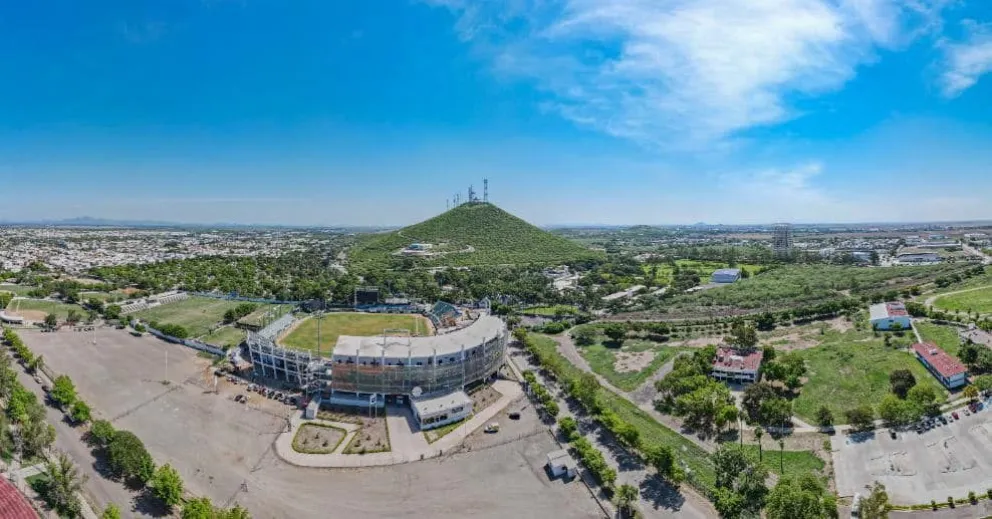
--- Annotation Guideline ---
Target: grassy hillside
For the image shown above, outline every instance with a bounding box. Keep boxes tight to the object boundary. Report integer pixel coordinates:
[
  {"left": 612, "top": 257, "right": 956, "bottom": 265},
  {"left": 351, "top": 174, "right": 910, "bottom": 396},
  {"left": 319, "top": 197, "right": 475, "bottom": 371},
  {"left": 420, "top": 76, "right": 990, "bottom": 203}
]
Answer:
[{"left": 349, "top": 202, "right": 603, "bottom": 268}]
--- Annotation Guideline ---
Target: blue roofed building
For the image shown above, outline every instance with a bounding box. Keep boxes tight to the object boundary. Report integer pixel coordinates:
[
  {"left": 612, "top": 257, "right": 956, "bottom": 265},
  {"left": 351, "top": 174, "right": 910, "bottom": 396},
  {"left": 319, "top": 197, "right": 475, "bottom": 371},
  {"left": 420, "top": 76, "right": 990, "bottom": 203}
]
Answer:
[{"left": 711, "top": 269, "right": 742, "bottom": 284}]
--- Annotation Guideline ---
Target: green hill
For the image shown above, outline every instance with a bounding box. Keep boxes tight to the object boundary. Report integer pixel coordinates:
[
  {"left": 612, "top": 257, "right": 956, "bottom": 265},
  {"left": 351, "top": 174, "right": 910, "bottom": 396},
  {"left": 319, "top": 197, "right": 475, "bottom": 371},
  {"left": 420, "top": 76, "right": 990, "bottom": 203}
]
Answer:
[{"left": 349, "top": 202, "right": 603, "bottom": 268}]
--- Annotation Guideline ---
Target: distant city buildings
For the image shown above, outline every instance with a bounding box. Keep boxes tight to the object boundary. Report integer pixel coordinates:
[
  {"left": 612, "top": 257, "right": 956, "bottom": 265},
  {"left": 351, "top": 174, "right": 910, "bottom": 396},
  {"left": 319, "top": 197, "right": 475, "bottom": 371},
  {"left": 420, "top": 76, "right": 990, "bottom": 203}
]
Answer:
[{"left": 772, "top": 223, "right": 794, "bottom": 256}]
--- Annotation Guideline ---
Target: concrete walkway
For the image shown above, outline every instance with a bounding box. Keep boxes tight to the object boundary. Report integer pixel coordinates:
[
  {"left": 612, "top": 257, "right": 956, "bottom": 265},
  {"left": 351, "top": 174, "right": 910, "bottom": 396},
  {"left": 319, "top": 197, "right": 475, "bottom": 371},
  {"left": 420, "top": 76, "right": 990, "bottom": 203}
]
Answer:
[{"left": 274, "top": 379, "right": 523, "bottom": 468}]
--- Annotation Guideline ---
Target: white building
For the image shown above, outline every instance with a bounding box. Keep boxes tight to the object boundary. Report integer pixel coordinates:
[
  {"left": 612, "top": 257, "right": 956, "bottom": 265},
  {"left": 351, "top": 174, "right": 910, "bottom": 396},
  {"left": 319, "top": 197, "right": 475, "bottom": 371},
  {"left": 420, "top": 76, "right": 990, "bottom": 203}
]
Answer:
[
  {"left": 546, "top": 449, "right": 578, "bottom": 479},
  {"left": 411, "top": 390, "right": 472, "bottom": 430},
  {"left": 711, "top": 347, "right": 763, "bottom": 384},
  {"left": 869, "top": 302, "right": 912, "bottom": 331}
]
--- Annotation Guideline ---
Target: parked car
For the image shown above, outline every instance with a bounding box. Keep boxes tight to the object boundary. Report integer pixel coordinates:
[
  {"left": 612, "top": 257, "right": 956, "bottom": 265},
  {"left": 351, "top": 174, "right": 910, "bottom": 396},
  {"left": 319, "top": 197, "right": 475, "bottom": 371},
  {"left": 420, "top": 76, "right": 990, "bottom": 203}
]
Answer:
[
  {"left": 890, "top": 430, "right": 897, "bottom": 439},
  {"left": 485, "top": 422, "right": 500, "bottom": 433},
  {"left": 508, "top": 412, "right": 521, "bottom": 420},
  {"left": 952, "top": 412, "right": 960, "bottom": 420}
]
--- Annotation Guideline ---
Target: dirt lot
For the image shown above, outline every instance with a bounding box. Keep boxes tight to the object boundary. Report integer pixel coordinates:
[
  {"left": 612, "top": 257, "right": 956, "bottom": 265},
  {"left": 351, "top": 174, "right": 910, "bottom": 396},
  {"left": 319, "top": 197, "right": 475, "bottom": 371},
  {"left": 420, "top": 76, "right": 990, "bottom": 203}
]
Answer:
[
  {"left": 22, "top": 328, "right": 603, "bottom": 519},
  {"left": 613, "top": 350, "right": 656, "bottom": 373}
]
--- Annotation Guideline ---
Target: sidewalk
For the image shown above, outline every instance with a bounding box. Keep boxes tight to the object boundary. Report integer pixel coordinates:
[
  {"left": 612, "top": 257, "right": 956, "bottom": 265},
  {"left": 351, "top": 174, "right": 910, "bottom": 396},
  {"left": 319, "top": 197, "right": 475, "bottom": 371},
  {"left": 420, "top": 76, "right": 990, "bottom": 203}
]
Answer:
[{"left": 274, "top": 379, "right": 523, "bottom": 468}]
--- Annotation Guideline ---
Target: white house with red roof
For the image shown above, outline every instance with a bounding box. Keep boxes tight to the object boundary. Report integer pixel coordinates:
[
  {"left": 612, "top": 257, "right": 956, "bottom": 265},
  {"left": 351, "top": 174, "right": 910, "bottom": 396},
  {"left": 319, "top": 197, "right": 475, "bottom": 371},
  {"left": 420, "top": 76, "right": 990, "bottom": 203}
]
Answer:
[
  {"left": 912, "top": 342, "right": 968, "bottom": 389},
  {"left": 711, "top": 347, "right": 763, "bottom": 384},
  {"left": 869, "top": 302, "right": 912, "bottom": 331}
]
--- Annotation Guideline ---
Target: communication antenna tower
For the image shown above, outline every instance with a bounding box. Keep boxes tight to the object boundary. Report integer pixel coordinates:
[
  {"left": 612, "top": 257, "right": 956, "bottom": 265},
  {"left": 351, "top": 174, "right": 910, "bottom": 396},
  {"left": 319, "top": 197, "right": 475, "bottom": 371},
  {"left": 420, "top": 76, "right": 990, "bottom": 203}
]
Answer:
[
  {"left": 468, "top": 185, "right": 476, "bottom": 203},
  {"left": 483, "top": 178, "right": 488, "bottom": 203}
]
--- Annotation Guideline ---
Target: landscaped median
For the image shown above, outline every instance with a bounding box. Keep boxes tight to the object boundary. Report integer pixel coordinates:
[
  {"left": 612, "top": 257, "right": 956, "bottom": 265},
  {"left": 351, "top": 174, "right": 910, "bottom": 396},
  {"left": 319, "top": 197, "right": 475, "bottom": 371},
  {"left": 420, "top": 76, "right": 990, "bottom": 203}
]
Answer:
[
  {"left": 517, "top": 330, "right": 717, "bottom": 496},
  {"left": 292, "top": 423, "right": 347, "bottom": 454}
]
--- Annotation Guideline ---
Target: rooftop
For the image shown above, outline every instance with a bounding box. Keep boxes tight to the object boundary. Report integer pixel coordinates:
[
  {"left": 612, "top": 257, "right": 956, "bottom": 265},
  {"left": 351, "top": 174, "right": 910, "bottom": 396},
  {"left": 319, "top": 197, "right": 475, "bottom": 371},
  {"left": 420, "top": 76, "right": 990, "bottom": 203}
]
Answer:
[
  {"left": 712, "top": 268, "right": 741, "bottom": 276},
  {"left": 912, "top": 342, "right": 967, "bottom": 378},
  {"left": 411, "top": 390, "right": 472, "bottom": 417},
  {"left": 0, "top": 477, "right": 38, "bottom": 519},
  {"left": 712, "top": 346, "right": 763, "bottom": 373},
  {"left": 869, "top": 302, "right": 910, "bottom": 321},
  {"left": 333, "top": 314, "right": 505, "bottom": 359}
]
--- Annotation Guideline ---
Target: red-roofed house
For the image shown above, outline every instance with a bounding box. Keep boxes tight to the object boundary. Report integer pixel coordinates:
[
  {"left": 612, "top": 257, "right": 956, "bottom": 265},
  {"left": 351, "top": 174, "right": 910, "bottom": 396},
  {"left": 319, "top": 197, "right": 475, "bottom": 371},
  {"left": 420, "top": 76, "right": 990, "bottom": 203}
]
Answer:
[
  {"left": 869, "top": 302, "right": 912, "bottom": 331},
  {"left": 0, "top": 476, "right": 39, "bottom": 519},
  {"left": 711, "top": 347, "right": 763, "bottom": 384},
  {"left": 912, "top": 342, "right": 968, "bottom": 389}
]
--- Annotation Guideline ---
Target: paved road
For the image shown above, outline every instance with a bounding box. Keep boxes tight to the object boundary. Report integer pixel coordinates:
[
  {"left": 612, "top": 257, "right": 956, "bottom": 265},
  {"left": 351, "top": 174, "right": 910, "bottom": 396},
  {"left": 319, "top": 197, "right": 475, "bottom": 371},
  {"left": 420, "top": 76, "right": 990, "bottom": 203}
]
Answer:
[
  {"left": 962, "top": 243, "right": 992, "bottom": 265},
  {"left": 510, "top": 349, "right": 714, "bottom": 519}
]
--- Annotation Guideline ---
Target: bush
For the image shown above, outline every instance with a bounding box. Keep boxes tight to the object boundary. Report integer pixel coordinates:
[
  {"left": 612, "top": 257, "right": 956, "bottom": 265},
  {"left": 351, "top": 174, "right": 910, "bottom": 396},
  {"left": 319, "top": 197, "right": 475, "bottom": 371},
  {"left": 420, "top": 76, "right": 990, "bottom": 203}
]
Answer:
[
  {"left": 948, "top": 496, "right": 955, "bottom": 508},
  {"left": 969, "top": 491, "right": 977, "bottom": 504},
  {"left": 89, "top": 420, "right": 116, "bottom": 447},
  {"left": 558, "top": 416, "right": 578, "bottom": 439},
  {"left": 931, "top": 499, "right": 937, "bottom": 510},
  {"left": 108, "top": 430, "right": 156, "bottom": 484}
]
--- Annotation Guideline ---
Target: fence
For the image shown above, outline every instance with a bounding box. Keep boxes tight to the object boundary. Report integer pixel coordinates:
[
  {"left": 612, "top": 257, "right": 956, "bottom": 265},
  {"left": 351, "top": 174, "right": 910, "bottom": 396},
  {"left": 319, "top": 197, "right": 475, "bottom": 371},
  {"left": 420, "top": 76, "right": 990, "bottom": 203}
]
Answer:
[{"left": 145, "top": 326, "right": 226, "bottom": 357}]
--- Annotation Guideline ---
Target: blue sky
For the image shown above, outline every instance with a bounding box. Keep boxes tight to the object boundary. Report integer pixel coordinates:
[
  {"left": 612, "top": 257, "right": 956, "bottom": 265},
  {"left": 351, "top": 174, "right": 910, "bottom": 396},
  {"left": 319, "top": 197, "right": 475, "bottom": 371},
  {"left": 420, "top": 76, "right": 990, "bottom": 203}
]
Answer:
[{"left": 2, "top": 0, "right": 992, "bottom": 226}]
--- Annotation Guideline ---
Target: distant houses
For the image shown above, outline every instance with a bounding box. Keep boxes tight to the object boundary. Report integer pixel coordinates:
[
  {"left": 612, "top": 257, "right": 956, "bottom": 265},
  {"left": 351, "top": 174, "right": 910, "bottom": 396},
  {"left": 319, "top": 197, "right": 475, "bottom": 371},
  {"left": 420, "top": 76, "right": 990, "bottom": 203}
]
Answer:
[
  {"left": 869, "top": 302, "right": 912, "bottom": 331},
  {"left": 912, "top": 342, "right": 968, "bottom": 389}
]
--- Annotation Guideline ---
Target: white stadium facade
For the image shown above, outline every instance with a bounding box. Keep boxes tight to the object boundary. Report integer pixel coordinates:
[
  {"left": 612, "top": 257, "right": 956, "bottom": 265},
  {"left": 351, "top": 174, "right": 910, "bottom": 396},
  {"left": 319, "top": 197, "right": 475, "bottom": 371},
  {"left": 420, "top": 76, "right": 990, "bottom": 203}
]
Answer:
[{"left": 245, "top": 309, "right": 509, "bottom": 430}]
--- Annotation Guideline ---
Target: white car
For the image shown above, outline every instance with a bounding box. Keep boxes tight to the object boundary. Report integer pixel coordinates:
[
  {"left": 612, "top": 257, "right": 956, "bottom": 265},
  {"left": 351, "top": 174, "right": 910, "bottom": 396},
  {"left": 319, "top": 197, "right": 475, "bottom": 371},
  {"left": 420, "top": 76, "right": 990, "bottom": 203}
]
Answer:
[{"left": 485, "top": 422, "right": 500, "bottom": 433}]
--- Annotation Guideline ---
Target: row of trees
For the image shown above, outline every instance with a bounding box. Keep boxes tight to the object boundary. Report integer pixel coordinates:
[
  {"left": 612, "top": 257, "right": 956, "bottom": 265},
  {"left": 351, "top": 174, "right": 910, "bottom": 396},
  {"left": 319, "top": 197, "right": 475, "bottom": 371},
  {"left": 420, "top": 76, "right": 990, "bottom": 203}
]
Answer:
[
  {"left": 521, "top": 371, "right": 560, "bottom": 418},
  {"left": 654, "top": 347, "right": 740, "bottom": 436}
]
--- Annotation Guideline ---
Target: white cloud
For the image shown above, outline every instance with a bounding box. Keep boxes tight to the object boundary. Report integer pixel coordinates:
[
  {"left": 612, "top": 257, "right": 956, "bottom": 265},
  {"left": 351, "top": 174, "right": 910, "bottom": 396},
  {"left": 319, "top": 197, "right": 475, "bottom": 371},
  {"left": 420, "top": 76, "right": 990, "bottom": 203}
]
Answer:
[
  {"left": 427, "top": 0, "right": 951, "bottom": 147},
  {"left": 940, "top": 20, "right": 992, "bottom": 97}
]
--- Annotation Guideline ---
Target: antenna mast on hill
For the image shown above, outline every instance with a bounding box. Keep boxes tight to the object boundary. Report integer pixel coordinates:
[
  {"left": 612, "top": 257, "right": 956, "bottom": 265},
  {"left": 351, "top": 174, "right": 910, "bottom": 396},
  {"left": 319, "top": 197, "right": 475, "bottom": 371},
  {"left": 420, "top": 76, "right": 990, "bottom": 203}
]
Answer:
[
  {"left": 483, "top": 178, "right": 488, "bottom": 203},
  {"left": 468, "top": 185, "right": 476, "bottom": 204}
]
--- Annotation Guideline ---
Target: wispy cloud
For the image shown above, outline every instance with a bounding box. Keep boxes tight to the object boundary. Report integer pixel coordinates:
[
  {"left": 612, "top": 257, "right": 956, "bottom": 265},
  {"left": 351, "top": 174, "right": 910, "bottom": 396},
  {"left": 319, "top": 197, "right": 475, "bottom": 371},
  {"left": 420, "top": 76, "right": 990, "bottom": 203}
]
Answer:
[
  {"left": 427, "top": 0, "right": 952, "bottom": 148},
  {"left": 939, "top": 20, "right": 992, "bottom": 97}
]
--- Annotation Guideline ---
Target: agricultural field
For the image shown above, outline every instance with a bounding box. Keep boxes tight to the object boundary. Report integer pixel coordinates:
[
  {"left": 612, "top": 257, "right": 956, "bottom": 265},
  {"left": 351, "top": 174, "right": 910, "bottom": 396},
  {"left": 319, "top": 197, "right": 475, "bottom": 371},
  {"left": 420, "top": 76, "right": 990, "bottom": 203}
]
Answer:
[
  {"left": 199, "top": 326, "right": 247, "bottom": 349},
  {"left": 133, "top": 296, "right": 244, "bottom": 338},
  {"left": 280, "top": 312, "right": 431, "bottom": 355},
  {"left": 915, "top": 321, "right": 963, "bottom": 358},
  {"left": 4, "top": 298, "right": 86, "bottom": 321},
  {"left": 576, "top": 337, "right": 689, "bottom": 392},
  {"left": 642, "top": 260, "right": 762, "bottom": 285},
  {"left": 649, "top": 263, "right": 967, "bottom": 319},
  {"left": 792, "top": 328, "right": 948, "bottom": 425},
  {"left": 933, "top": 286, "right": 992, "bottom": 315}
]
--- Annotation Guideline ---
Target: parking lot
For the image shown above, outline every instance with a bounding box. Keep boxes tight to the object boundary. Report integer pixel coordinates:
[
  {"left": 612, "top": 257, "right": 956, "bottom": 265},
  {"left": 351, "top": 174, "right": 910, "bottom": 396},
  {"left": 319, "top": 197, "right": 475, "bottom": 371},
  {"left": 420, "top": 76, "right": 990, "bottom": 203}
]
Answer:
[
  {"left": 835, "top": 401, "right": 992, "bottom": 504},
  {"left": 23, "top": 328, "right": 604, "bottom": 518}
]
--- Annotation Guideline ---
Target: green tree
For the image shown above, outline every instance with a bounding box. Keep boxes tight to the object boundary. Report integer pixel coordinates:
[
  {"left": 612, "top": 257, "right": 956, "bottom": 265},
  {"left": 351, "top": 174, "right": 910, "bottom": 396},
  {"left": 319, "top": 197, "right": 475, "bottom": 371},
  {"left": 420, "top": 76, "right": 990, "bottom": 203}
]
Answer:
[
  {"left": 645, "top": 444, "right": 682, "bottom": 484},
  {"left": 888, "top": 369, "right": 916, "bottom": 399},
  {"left": 878, "top": 394, "right": 919, "bottom": 426},
  {"left": 614, "top": 483, "right": 640, "bottom": 518},
  {"left": 27, "top": 354, "right": 44, "bottom": 375},
  {"left": 907, "top": 384, "right": 940, "bottom": 416},
  {"left": 50, "top": 375, "right": 77, "bottom": 409},
  {"left": 89, "top": 419, "right": 116, "bottom": 447},
  {"left": 727, "top": 321, "right": 758, "bottom": 350},
  {"left": 860, "top": 482, "right": 889, "bottom": 519},
  {"left": 974, "top": 374, "right": 992, "bottom": 393},
  {"left": 182, "top": 497, "right": 216, "bottom": 519},
  {"left": 603, "top": 323, "right": 626, "bottom": 345},
  {"left": 108, "top": 430, "right": 156, "bottom": 483},
  {"left": 40, "top": 451, "right": 85, "bottom": 518},
  {"left": 558, "top": 416, "right": 578, "bottom": 439},
  {"left": 220, "top": 505, "right": 251, "bottom": 519},
  {"left": 964, "top": 385, "right": 980, "bottom": 402},
  {"left": 44, "top": 313, "right": 58, "bottom": 327},
  {"left": 66, "top": 309, "right": 81, "bottom": 325},
  {"left": 755, "top": 427, "right": 764, "bottom": 462},
  {"left": 103, "top": 304, "right": 122, "bottom": 321},
  {"left": 152, "top": 464, "right": 185, "bottom": 509},
  {"left": 70, "top": 400, "right": 92, "bottom": 424},
  {"left": 21, "top": 419, "right": 56, "bottom": 459},
  {"left": 815, "top": 406, "right": 834, "bottom": 428},
  {"left": 713, "top": 445, "right": 768, "bottom": 518},
  {"left": 845, "top": 406, "right": 875, "bottom": 431},
  {"left": 571, "top": 326, "right": 597, "bottom": 346},
  {"left": 101, "top": 504, "right": 122, "bottom": 519},
  {"left": 766, "top": 473, "right": 838, "bottom": 519}
]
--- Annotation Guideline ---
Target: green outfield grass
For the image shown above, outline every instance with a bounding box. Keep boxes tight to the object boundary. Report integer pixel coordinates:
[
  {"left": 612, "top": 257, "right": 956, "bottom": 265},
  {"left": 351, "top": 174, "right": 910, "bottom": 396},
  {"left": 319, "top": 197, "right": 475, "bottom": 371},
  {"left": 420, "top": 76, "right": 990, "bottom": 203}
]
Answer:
[
  {"left": 915, "top": 321, "right": 963, "bottom": 358},
  {"left": 200, "top": 326, "right": 247, "bottom": 349},
  {"left": 134, "top": 296, "right": 245, "bottom": 338},
  {"left": 934, "top": 286, "right": 992, "bottom": 314},
  {"left": 793, "top": 329, "right": 947, "bottom": 425},
  {"left": 4, "top": 298, "right": 87, "bottom": 320},
  {"left": 280, "top": 312, "right": 431, "bottom": 355}
]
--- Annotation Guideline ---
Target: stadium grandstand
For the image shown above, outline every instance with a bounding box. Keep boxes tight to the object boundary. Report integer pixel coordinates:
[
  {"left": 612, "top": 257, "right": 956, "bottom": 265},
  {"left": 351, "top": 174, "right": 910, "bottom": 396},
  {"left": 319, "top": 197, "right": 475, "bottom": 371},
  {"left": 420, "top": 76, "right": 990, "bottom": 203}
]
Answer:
[{"left": 427, "top": 301, "right": 460, "bottom": 328}]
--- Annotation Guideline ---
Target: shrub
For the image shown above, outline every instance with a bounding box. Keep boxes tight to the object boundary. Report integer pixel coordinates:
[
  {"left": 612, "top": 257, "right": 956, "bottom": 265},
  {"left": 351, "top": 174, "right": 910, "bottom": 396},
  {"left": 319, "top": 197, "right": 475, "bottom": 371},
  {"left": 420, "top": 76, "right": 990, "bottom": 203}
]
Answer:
[
  {"left": 89, "top": 420, "right": 116, "bottom": 447},
  {"left": 969, "top": 491, "right": 977, "bottom": 504},
  {"left": 931, "top": 499, "right": 937, "bottom": 510},
  {"left": 558, "top": 417, "right": 578, "bottom": 439},
  {"left": 948, "top": 496, "right": 955, "bottom": 508}
]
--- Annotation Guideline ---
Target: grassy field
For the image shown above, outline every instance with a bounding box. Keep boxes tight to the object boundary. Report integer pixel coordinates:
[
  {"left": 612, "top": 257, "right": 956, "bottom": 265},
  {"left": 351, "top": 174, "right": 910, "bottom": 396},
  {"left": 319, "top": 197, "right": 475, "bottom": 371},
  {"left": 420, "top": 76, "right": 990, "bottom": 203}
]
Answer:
[
  {"left": 4, "top": 298, "right": 86, "bottom": 320},
  {"left": 934, "top": 286, "right": 992, "bottom": 314},
  {"left": 793, "top": 328, "right": 947, "bottom": 424},
  {"left": 915, "top": 321, "right": 963, "bottom": 357},
  {"left": 0, "top": 284, "right": 38, "bottom": 296},
  {"left": 134, "top": 296, "right": 244, "bottom": 338},
  {"left": 238, "top": 304, "right": 294, "bottom": 328},
  {"left": 79, "top": 291, "right": 126, "bottom": 303},
  {"left": 281, "top": 312, "right": 431, "bottom": 354},
  {"left": 578, "top": 339, "right": 689, "bottom": 392},
  {"left": 199, "top": 326, "right": 246, "bottom": 349},
  {"left": 736, "top": 444, "right": 825, "bottom": 477}
]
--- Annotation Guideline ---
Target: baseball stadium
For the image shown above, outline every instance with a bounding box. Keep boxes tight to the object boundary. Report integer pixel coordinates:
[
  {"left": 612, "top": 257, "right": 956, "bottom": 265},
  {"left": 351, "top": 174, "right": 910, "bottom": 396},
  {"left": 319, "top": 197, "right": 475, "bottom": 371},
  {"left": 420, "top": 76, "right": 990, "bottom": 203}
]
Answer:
[{"left": 245, "top": 300, "right": 509, "bottom": 430}]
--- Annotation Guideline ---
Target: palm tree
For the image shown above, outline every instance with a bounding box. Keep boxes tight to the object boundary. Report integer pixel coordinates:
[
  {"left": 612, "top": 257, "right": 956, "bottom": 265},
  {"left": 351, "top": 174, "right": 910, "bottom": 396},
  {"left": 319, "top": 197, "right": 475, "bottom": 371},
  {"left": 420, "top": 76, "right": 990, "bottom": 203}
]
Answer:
[
  {"left": 755, "top": 427, "right": 764, "bottom": 462},
  {"left": 614, "top": 483, "right": 639, "bottom": 518},
  {"left": 41, "top": 451, "right": 86, "bottom": 517},
  {"left": 738, "top": 410, "right": 747, "bottom": 447},
  {"left": 28, "top": 354, "right": 44, "bottom": 375}
]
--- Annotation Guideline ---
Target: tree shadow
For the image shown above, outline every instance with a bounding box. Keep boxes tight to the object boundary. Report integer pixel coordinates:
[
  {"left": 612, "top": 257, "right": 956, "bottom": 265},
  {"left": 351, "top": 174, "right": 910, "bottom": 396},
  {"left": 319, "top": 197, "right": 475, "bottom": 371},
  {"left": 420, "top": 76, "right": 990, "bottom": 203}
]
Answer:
[
  {"left": 591, "top": 428, "right": 643, "bottom": 473},
  {"left": 132, "top": 487, "right": 171, "bottom": 518},
  {"left": 639, "top": 477, "right": 688, "bottom": 513}
]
